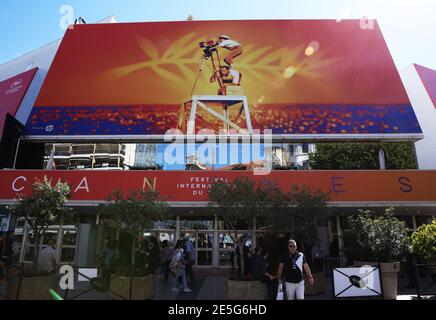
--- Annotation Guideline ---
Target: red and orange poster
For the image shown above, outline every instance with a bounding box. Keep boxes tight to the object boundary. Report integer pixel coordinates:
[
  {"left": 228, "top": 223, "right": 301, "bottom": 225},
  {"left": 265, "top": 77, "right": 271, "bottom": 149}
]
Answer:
[
  {"left": 0, "top": 68, "right": 37, "bottom": 135},
  {"left": 27, "top": 20, "right": 422, "bottom": 139}
]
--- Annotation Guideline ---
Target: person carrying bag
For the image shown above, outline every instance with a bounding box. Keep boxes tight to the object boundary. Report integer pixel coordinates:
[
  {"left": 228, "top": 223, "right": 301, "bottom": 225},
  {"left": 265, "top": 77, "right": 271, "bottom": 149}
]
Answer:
[
  {"left": 169, "top": 240, "right": 192, "bottom": 293},
  {"left": 276, "top": 282, "right": 285, "bottom": 300}
]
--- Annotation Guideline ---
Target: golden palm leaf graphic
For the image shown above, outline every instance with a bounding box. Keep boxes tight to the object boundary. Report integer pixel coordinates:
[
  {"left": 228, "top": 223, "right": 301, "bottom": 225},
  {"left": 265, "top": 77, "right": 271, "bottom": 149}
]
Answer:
[{"left": 103, "top": 32, "right": 337, "bottom": 84}]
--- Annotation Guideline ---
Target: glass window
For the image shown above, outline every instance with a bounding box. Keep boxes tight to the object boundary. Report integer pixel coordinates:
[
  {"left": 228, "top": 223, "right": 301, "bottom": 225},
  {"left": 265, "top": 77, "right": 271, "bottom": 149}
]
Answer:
[
  {"left": 180, "top": 220, "right": 214, "bottom": 230},
  {"left": 396, "top": 216, "right": 414, "bottom": 230},
  {"left": 62, "top": 229, "right": 77, "bottom": 246},
  {"left": 197, "top": 250, "right": 212, "bottom": 266},
  {"left": 24, "top": 246, "right": 36, "bottom": 262},
  {"left": 309, "top": 144, "right": 316, "bottom": 153},
  {"left": 197, "top": 233, "right": 213, "bottom": 249},
  {"left": 217, "top": 219, "right": 249, "bottom": 230},
  {"left": 218, "top": 232, "right": 235, "bottom": 249},
  {"left": 154, "top": 220, "right": 176, "bottom": 230},
  {"left": 219, "top": 250, "right": 234, "bottom": 266},
  {"left": 27, "top": 230, "right": 37, "bottom": 246},
  {"left": 415, "top": 216, "right": 433, "bottom": 228},
  {"left": 42, "top": 230, "right": 58, "bottom": 245},
  {"left": 156, "top": 232, "right": 175, "bottom": 243},
  {"left": 61, "top": 248, "right": 76, "bottom": 263},
  {"left": 0, "top": 213, "right": 9, "bottom": 232},
  {"left": 15, "top": 218, "right": 25, "bottom": 229},
  {"left": 339, "top": 216, "right": 352, "bottom": 230}
]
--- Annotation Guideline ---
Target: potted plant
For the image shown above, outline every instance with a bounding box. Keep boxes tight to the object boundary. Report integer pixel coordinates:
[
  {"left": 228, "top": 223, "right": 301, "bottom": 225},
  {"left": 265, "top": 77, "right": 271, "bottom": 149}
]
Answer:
[
  {"left": 98, "top": 189, "right": 168, "bottom": 300},
  {"left": 348, "top": 208, "right": 411, "bottom": 300},
  {"left": 208, "top": 177, "right": 270, "bottom": 300},
  {"left": 411, "top": 221, "right": 436, "bottom": 273},
  {"left": 7, "top": 176, "right": 71, "bottom": 300},
  {"left": 268, "top": 185, "right": 331, "bottom": 296}
]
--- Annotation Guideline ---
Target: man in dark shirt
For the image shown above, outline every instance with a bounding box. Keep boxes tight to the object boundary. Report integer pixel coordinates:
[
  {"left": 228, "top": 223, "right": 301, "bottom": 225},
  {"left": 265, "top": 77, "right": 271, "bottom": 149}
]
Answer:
[
  {"left": 277, "top": 239, "right": 314, "bottom": 300},
  {"left": 250, "top": 247, "right": 265, "bottom": 279}
]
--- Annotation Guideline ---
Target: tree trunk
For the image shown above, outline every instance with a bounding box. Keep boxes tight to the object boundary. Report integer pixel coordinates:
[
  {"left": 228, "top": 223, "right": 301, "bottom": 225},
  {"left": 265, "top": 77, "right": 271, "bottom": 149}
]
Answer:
[
  {"left": 32, "top": 232, "right": 41, "bottom": 275},
  {"left": 233, "top": 235, "right": 238, "bottom": 274},
  {"left": 239, "top": 237, "right": 245, "bottom": 278},
  {"left": 131, "top": 237, "right": 136, "bottom": 272}
]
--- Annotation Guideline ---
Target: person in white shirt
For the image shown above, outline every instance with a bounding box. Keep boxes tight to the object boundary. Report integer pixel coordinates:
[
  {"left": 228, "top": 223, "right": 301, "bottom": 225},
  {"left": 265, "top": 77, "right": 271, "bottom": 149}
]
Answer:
[
  {"left": 37, "top": 239, "right": 58, "bottom": 275},
  {"left": 210, "top": 66, "right": 242, "bottom": 86},
  {"left": 217, "top": 35, "right": 243, "bottom": 66},
  {"left": 169, "top": 240, "right": 192, "bottom": 293}
]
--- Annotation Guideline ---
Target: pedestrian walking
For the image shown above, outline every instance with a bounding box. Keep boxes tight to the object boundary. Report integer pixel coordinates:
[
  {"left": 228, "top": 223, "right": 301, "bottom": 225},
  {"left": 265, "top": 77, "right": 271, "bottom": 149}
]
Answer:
[
  {"left": 276, "top": 239, "right": 314, "bottom": 300},
  {"left": 169, "top": 240, "right": 192, "bottom": 293}
]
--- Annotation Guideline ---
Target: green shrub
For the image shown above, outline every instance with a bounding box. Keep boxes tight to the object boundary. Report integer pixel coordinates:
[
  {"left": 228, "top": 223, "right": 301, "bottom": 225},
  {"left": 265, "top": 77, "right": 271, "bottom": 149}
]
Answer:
[
  {"left": 348, "top": 208, "right": 410, "bottom": 262},
  {"left": 411, "top": 221, "right": 436, "bottom": 263}
]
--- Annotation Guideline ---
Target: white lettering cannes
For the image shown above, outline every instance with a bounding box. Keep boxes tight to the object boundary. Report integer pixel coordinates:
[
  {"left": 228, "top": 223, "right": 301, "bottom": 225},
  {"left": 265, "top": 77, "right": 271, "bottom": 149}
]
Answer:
[
  {"left": 12, "top": 176, "right": 27, "bottom": 192},
  {"left": 74, "top": 177, "right": 90, "bottom": 193}
]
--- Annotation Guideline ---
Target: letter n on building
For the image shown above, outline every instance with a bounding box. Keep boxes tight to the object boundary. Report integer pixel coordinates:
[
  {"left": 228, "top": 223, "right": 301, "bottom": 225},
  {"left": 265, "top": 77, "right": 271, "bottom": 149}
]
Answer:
[{"left": 143, "top": 177, "right": 157, "bottom": 191}]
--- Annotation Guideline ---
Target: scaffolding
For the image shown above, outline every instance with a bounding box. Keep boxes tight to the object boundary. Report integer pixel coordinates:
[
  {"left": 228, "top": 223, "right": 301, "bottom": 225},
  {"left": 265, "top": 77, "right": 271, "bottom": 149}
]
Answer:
[{"left": 178, "top": 95, "right": 253, "bottom": 135}]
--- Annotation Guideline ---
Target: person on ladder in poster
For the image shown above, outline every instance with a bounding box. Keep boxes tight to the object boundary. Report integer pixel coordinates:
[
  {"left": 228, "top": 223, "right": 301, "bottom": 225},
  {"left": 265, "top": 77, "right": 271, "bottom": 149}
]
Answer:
[
  {"left": 217, "top": 35, "right": 243, "bottom": 67},
  {"left": 210, "top": 66, "right": 242, "bottom": 95}
]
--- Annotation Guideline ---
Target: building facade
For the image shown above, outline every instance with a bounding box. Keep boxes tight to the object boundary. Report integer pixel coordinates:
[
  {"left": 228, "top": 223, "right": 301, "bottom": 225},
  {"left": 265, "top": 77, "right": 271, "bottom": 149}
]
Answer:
[
  {"left": 401, "top": 64, "right": 436, "bottom": 169},
  {"left": 0, "top": 18, "right": 434, "bottom": 269}
]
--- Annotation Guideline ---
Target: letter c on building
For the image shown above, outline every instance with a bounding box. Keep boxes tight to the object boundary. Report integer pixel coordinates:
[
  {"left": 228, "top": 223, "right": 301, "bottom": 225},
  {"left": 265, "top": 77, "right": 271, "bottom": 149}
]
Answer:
[{"left": 12, "top": 176, "right": 27, "bottom": 192}]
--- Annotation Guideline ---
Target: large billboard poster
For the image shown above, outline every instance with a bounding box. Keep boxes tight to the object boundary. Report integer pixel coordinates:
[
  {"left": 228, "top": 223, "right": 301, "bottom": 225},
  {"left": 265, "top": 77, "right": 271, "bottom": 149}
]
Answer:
[
  {"left": 0, "top": 68, "right": 38, "bottom": 135},
  {"left": 26, "top": 20, "right": 422, "bottom": 140},
  {"left": 414, "top": 64, "right": 436, "bottom": 109}
]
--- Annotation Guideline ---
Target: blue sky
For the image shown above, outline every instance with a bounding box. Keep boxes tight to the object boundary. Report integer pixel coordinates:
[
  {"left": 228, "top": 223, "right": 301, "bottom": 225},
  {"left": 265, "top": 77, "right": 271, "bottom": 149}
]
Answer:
[{"left": 0, "top": 0, "right": 435, "bottom": 70}]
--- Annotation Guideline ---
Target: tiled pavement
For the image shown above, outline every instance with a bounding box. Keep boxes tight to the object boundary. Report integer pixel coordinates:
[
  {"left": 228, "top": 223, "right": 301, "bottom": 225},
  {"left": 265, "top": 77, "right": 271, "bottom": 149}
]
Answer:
[{"left": 1, "top": 271, "right": 434, "bottom": 300}]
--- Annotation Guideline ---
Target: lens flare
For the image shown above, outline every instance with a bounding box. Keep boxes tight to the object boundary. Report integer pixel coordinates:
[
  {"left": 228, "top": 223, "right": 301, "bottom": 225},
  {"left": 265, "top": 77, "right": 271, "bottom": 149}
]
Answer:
[
  {"left": 283, "top": 66, "right": 297, "bottom": 79},
  {"left": 305, "top": 41, "right": 320, "bottom": 56}
]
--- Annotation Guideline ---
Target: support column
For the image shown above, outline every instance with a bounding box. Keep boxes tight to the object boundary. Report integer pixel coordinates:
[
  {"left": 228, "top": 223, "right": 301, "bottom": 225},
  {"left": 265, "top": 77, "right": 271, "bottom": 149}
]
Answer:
[
  {"left": 223, "top": 106, "right": 229, "bottom": 133},
  {"left": 213, "top": 215, "right": 219, "bottom": 268},
  {"left": 176, "top": 216, "right": 180, "bottom": 242},
  {"left": 242, "top": 97, "right": 253, "bottom": 134},
  {"left": 56, "top": 217, "right": 64, "bottom": 264},
  {"left": 378, "top": 148, "right": 386, "bottom": 170},
  {"left": 412, "top": 142, "right": 420, "bottom": 169},
  {"left": 12, "top": 138, "right": 21, "bottom": 169},
  {"left": 252, "top": 217, "right": 257, "bottom": 251},
  {"left": 5, "top": 212, "right": 12, "bottom": 231},
  {"left": 187, "top": 100, "right": 197, "bottom": 135},
  {"left": 76, "top": 223, "right": 92, "bottom": 267},
  {"left": 336, "top": 215, "right": 344, "bottom": 257},
  {"left": 19, "top": 220, "right": 29, "bottom": 263}
]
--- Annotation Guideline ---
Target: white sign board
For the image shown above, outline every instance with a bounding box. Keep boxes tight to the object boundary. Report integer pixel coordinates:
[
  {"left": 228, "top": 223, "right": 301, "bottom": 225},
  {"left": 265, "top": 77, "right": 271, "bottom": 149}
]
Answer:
[
  {"left": 78, "top": 268, "right": 98, "bottom": 282},
  {"left": 333, "top": 266, "right": 382, "bottom": 298}
]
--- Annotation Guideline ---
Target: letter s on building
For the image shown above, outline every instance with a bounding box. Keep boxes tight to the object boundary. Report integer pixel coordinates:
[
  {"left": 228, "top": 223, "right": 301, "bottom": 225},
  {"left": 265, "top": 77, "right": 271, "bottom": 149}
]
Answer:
[
  {"left": 12, "top": 176, "right": 27, "bottom": 192},
  {"left": 398, "top": 176, "right": 413, "bottom": 193}
]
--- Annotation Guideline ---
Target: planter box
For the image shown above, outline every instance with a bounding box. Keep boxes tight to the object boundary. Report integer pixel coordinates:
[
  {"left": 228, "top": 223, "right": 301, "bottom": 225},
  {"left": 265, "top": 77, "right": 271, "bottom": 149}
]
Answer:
[
  {"left": 226, "top": 280, "right": 265, "bottom": 300},
  {"left": 110, "top": 274, "right": 155, "bottom": 300},
  {"left": 304, "top": 272, "right": 325, "bottom": 296},
  {"left": 353, "top": 260, "right": 400, "bottom": 300},
  {"left": 5, "top": 274, "right": 59, "bottom": 300}
]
